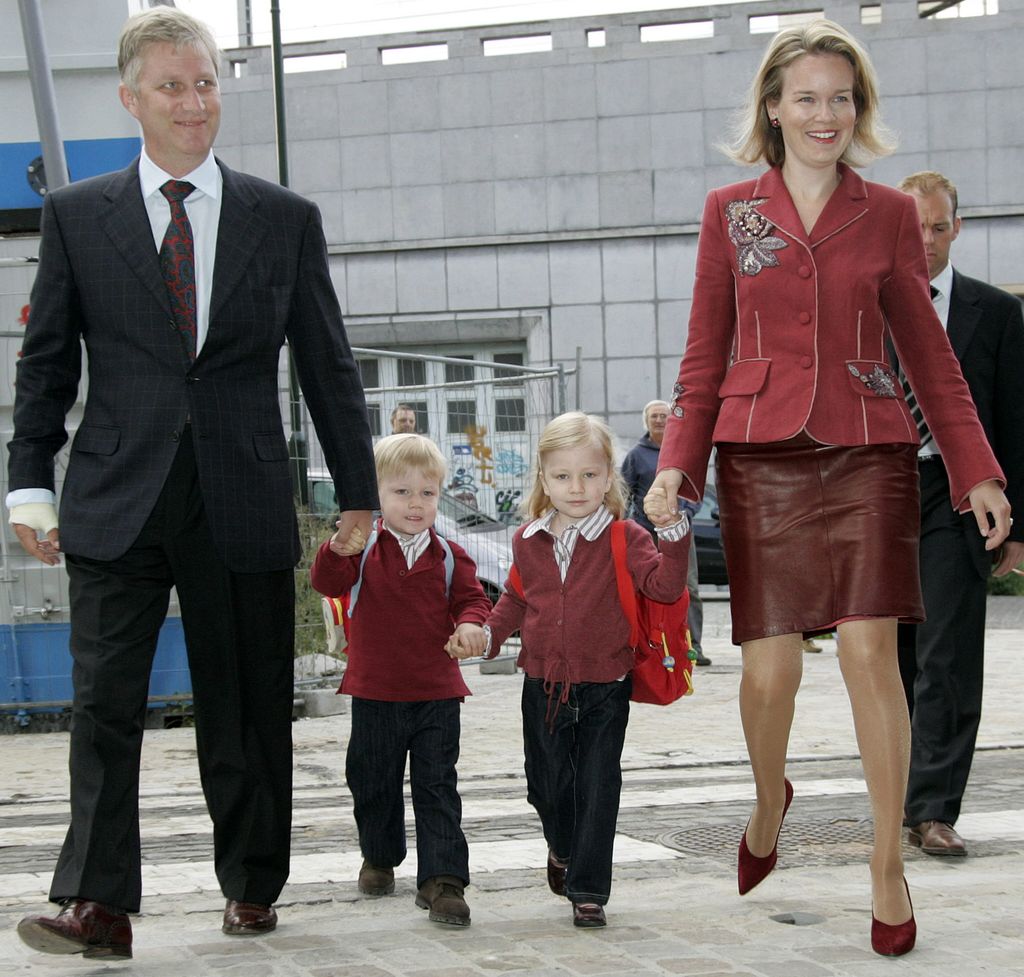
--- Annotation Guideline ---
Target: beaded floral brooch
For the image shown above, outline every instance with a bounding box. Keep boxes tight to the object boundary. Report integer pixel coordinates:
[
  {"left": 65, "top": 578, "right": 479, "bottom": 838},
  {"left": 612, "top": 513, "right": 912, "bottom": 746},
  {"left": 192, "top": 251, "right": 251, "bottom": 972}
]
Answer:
[
  {"left": 847, "top": 363, "right": 899, "bottom": 398},
  {"left": 725, "top": 198, "right": 787, "bottom": 276}
]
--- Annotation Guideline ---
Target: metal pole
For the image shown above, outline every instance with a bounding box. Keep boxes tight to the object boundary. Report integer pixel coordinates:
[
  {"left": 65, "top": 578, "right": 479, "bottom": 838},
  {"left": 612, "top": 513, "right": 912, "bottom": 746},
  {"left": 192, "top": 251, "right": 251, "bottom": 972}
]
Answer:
[
  {"left": 16, "top": 0, "right": 70, "bottom": 194},
  {"left": 269, "top": 2, "right": 307, "bottom": 502}
]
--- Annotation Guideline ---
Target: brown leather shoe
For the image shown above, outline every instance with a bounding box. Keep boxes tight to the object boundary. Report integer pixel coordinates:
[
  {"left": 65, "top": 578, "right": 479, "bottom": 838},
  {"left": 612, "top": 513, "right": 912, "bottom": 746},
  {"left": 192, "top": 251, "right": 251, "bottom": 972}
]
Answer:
[
  {"left": 358, "top": 859, "right": 395, "bottom": 896},
  {"left": 546, "top": 851, "right": 568, "bottom": 896},
  {"left": 415, "top": 876, "right": 470, "bottom": 926},
  {"left": 222, "top": 899, "right": 278, "bottom": 935},
  {"left": 16, "top": 899, "right": 132, "bottom": 959},
  {"left": 908, "top": 820, "right": 967, "bottom": 856},
  {"left": 572, "top": 902, "right": 607, "bottom": 928}
]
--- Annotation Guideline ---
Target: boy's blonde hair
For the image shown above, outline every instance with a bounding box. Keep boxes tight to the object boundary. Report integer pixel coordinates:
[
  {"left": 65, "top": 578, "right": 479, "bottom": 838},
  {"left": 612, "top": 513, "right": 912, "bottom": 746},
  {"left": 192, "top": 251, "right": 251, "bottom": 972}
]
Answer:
[
  {"left": 374, "top": 434, "right": 447, "bottom": 484},
  {"left": 523, "top": 412, "right": 627, "bottom": 520},
  {"left": 724, "top": 18, "right": 894, "bottom": 168}
]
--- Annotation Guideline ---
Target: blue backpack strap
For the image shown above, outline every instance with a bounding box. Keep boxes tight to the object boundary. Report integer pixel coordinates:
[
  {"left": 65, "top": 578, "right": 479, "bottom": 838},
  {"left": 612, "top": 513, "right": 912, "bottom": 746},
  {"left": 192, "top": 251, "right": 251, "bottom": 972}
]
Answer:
[
  {"left": 346, "top": 524, "right": 379, "bottom": 619},
  {"left": 436, "top": 534, "right": 455, "bottom": 599},
  {"left": 347, "top": 526, "right": 454, "bottom": 619}
]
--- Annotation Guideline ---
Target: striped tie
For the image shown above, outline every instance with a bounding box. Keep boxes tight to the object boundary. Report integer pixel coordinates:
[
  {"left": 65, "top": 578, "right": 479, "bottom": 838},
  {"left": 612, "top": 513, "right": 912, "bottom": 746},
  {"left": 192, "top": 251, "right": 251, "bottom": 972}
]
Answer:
[{"left": 900, "top": 284, "right": 940, "bottom": 449}]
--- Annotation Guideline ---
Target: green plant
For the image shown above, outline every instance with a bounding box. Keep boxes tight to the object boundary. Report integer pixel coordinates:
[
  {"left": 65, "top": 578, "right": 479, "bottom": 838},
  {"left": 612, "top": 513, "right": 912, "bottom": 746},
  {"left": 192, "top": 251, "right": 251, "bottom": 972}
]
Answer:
[{"left": 988, "top": 571, "right": 1024, "bottom": 597}]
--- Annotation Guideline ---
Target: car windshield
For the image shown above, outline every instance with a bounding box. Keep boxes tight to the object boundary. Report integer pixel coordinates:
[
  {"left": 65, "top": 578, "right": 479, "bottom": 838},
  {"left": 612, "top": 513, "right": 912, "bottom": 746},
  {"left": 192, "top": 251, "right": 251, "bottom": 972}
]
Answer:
[{"left": 438, "top": 491, "right": 509, "bottom": 533}]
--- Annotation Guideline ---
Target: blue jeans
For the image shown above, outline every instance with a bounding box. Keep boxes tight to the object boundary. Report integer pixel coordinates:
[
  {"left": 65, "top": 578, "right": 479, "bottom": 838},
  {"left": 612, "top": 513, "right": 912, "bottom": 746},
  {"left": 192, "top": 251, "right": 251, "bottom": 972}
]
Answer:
[
  {"left": 521, "top": 676, "right": 631, "bottom": 905},
  {"left": 346, "top": 697, "right": 468, "bottom": 887}
]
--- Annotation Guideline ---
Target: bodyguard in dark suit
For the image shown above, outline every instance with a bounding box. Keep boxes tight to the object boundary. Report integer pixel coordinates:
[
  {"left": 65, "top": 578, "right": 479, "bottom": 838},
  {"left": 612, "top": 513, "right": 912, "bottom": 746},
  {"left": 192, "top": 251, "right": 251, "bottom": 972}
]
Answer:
[
  {"left": 8, "top": 8, "right": 377, "bottom": 958},
  {"left": 896, "top": 171, "right": 1024, "bottom": 857}
]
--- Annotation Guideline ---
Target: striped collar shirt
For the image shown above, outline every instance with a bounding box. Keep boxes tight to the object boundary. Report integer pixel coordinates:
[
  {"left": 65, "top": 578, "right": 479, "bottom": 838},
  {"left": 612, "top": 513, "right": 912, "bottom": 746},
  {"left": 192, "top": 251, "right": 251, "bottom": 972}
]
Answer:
[
  {"left": 523, "top": 505, "right": 614, "bottom": 581},
  {"left": 384, "top": 523, "right": 431, "bottom": 569}
]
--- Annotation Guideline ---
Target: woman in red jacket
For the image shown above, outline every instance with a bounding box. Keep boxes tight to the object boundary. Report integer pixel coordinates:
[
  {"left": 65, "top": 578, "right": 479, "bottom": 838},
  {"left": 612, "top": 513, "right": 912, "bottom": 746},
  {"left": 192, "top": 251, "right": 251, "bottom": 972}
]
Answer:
[{"left": 645, "top": 20, "right": 1011, "bottom": 957}]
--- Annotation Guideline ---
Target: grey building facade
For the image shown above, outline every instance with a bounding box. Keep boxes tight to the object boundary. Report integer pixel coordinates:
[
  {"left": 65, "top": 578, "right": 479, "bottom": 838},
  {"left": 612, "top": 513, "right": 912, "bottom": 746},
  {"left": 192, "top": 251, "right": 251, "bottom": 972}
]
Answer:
[{"left": 213, "top": 0, "right": 1024, "bottom": 440}]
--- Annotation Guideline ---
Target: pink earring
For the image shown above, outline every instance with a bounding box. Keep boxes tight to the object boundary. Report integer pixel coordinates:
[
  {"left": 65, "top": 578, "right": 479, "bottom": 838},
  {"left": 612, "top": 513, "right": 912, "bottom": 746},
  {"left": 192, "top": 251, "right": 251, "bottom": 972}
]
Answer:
[{"left": 770, "top": 117, "right": 780, "bottom": 129}]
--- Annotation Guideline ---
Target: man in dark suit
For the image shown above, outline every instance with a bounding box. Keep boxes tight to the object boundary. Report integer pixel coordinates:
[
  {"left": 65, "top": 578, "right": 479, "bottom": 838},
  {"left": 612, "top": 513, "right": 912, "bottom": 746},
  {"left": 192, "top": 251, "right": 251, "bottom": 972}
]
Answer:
[
  {"left": 8, "top": 8, "right": 376, "bottom": 958},
  {"left": 896, "top": 171, "right": 1024, "bottom": 857}
]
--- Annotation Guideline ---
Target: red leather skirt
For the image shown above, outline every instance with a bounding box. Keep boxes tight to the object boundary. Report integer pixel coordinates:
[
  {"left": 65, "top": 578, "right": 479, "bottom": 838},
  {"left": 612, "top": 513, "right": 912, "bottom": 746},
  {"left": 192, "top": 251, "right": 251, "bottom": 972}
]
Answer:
[{"left": 715, "top": 432, "right": 924, "bottom": 645}]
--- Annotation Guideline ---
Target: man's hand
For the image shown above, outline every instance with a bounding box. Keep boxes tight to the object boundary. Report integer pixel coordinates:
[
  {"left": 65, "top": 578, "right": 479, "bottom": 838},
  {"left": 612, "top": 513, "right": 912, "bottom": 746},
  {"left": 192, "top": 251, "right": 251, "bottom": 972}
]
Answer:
[
  {"left": 968, "top": 479, "right": 1011, "bottom": 551},
  {"left": 992, "top": 539, "right": 1024, "bottom": 578},
  {"left": 9, "top": 503, "right": 61, "bottom": 566},
  {"left": 329, "top": 509, "right": 373, "bottom": 557},
  {"left": 644, "top": 469, "right": 684, "bottom": 528}
]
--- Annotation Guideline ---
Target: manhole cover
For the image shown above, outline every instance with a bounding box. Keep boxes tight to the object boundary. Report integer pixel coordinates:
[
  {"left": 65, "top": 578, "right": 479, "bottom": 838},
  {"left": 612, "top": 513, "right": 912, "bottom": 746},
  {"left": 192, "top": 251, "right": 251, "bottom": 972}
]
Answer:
[{"left": 659, "top": 817, "right": 876, "bottom": 867}]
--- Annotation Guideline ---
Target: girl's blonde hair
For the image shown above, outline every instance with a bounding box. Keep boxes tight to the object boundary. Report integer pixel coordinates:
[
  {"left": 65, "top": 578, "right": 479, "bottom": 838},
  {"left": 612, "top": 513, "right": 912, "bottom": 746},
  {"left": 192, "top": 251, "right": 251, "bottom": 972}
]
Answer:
[
  {"left": 523, "top": 411, "right": 627, "bottom": 520},
  {"left": 374, "top": 433, "right": 447, "bottom": 484},
  {"left": 723, "top": 18, "right": 895, "bottom": 168}
]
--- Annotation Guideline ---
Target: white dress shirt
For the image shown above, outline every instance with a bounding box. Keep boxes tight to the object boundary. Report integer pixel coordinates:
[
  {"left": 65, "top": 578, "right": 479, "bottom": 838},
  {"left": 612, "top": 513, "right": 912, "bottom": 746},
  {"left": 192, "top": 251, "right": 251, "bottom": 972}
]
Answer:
[{"left": 918, "top": 261, "right": 955, "bottom": 460}]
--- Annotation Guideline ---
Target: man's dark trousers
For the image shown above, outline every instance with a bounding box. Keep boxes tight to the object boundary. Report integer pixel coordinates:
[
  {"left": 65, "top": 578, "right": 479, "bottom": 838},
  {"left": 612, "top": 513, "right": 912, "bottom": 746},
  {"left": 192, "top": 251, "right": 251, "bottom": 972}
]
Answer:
[{"left": 55, "top": 428, "right": 294, "bottom": 912}]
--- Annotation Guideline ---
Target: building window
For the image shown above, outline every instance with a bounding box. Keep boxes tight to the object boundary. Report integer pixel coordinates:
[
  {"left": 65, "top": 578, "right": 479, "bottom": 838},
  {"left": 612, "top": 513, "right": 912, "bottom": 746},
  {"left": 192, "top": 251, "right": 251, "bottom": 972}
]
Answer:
[
  {"left": 357, "top": 358, "right": 380, "bottom": 389},
  {"left": 483, "top": 34, "right": 553, "bottom": 56},
  {"left": 861, "top": 4, "right": 882, "bottom": 23},
  {"left": 495, "top": 398, "right": 526, "bottom": 433},
  {"left": 366, "top": 404, "right": 382, "bottom": 437},
  {"left": 397, "top": 358, "right": 426, "bottom": 387},
  {"left": 640, "top": 21, "right": 714, "bottom": 42},
  {"left": 749, "top": 11, "right": 824, "bottom": 33},
  {"left": 493, "top": 351, "right": 525, "bottom": 386},
  {"left": 919, "top": 0, "right": 998, "bottom": 16},
  {"left": 447, "top": 400, "right": 477, "bottom": 435},
  {"left": 445, "top": 356, "right": 475, "bottom": 384},
  {"left": 586, "top": 29, "right": 606, "bottom": 47}
]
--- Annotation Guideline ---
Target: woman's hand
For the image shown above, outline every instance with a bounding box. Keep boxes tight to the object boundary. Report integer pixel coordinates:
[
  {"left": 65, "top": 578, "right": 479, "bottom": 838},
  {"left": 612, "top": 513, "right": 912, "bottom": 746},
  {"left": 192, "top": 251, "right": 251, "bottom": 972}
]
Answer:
[
  {"left": 968, "top": 479, "right": 1011, "bottom": 551},
  {"left": 644, "top": 469, "right": 685, "bottom": 528}
]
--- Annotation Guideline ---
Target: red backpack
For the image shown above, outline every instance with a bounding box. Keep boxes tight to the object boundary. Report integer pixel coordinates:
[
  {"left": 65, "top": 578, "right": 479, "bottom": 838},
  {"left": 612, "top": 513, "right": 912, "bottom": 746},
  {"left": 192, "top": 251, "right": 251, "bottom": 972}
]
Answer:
[{"left": 507, "top": 520, "right": 694, "bottom": 705}]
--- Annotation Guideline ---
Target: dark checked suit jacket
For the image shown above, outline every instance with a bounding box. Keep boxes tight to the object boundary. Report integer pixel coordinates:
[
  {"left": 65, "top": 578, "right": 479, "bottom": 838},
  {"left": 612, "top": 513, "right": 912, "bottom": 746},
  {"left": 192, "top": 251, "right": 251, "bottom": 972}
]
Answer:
[
  {"left": 8, "top": 158, "right": 377, "bottom": 572},
  {"left": 940, "top": 270, "right": 1024, "bottom": 576}
]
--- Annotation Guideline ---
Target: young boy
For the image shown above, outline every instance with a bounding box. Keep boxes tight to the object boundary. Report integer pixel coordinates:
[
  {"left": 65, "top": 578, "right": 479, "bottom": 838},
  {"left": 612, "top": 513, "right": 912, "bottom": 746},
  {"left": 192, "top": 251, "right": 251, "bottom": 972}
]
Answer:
[{"left": 310, "top": 434, "right": 490, "bottom": 926}]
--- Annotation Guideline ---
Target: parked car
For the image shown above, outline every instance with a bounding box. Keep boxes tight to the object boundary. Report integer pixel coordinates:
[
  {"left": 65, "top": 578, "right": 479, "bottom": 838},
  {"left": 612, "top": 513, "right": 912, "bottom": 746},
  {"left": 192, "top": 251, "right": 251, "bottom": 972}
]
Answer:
[
  {"left": 306, "top": 472, "right": 513, "bottom": 604},
  {"left": 693, "top": 483, "right": 728, "bottom": 587}
]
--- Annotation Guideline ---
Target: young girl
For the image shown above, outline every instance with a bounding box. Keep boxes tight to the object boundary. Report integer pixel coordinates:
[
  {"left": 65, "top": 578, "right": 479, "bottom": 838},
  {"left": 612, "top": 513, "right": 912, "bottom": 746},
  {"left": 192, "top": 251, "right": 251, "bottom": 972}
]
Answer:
[{"left": 479, "top": 411, "right": 690, "bottom": 927}]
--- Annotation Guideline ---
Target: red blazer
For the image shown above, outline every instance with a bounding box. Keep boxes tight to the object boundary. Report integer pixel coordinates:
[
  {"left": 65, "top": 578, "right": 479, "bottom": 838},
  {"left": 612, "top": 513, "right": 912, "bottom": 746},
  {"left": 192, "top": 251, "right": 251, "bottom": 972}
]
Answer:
[{"left": 658, "top": 164, "right": 1004, "bottom": 511}]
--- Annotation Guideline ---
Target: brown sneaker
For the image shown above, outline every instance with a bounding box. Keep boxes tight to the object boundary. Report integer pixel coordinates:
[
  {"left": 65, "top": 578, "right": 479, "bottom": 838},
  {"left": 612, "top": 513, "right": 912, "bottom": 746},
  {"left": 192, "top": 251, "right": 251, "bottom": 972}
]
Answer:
[
  {"left": 358, "top": 859, "right": 395, "bottom": 896},
  {"left": 415, "top": 875, "right": 470, "bottom": 926}
]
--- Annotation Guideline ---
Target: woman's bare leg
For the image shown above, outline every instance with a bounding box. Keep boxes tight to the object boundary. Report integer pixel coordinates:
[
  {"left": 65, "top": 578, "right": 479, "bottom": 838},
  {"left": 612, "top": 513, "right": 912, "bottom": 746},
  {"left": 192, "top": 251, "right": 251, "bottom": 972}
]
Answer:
[
  {"left": 836, "top": 618, "right": 913, "bottom": 925},
  {"left": 740, "top": 633, "right": 803, "bottom": 855}
]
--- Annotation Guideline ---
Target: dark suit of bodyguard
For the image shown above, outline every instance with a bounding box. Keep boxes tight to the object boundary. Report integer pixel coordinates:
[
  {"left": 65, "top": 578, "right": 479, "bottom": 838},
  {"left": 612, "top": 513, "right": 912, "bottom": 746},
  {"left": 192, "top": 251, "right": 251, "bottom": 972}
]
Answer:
[
  {"left": 896, "top": 173, "right": 1024, "bottom": 857},
  {"left": 7, "top": 8, "right": 376, "bottom": 954}
]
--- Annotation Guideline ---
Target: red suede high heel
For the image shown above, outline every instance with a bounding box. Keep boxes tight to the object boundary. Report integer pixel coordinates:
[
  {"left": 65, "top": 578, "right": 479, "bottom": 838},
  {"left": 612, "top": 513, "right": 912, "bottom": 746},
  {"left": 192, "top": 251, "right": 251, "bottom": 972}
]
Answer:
[
  {"left": 871, "top": 878, "right": 916, "bottom": 957},
  {"left": 738, "top": 778, "right": 793, "bottom": 895}
]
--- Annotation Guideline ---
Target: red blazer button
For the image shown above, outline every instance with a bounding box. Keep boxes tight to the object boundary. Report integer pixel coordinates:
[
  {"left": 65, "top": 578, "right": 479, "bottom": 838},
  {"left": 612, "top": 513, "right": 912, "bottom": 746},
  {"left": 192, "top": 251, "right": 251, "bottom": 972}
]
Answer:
[
  {"left": 798, "top": 265, "right": 812, "bottom": 278},
  {"left": 800, "top": 355, "right": 813, "bottom": 369},
  {"left": 799, "top": 312, "right": 811, "bottom": 324}
]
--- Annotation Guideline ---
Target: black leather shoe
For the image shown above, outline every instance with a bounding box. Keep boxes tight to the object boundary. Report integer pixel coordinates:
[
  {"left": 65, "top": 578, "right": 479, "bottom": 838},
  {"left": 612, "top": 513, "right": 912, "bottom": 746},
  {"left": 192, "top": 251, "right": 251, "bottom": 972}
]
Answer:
[
  {"left": 222, "top": 900, "right": 278, "bottom": 935},
  {"left": 572, "top": 902, "right": 607, "bottom": 928},
  {"left": 694, "top": 653, "right": 712, "bottom": 666},
  {"left": 546, "top": 851, "right": 568, "bottom": 896},
  {"left": 17, "top": 899, "right": 132, "bottom": 959}
]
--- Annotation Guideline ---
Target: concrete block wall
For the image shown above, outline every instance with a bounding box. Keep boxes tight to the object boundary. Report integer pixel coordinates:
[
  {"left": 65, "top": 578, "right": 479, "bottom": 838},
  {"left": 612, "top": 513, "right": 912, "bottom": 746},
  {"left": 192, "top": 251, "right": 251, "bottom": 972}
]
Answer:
[{"left": 147, "top": 1, "right": 1024, "bottom": 437}]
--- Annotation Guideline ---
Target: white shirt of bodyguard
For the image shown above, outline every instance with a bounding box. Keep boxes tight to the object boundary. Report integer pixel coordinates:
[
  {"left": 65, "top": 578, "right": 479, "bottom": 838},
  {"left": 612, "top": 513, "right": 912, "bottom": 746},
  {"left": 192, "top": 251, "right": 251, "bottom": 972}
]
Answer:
[
  {"left": 917, "top": 260, "right": 954, "bottom": 461},
  {"left": 6, "top": 149, "right": 223, "bottom": 513}
]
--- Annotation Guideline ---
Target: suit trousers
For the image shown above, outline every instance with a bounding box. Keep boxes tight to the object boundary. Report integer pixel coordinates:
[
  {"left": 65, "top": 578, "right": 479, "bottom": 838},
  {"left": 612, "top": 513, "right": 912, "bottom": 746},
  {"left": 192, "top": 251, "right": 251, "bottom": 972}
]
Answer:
[
  {"left": 54, "top": 427, "right": 295, "bottom": 912},
  {"left": 521, "top": 676, "right": 631, "bottom": 906},
  {"left": 898, "top": 458, "right": 987, "bottom": 826},
  {"left": 345, "top": 697, "right": 469, "bottom": 888}
]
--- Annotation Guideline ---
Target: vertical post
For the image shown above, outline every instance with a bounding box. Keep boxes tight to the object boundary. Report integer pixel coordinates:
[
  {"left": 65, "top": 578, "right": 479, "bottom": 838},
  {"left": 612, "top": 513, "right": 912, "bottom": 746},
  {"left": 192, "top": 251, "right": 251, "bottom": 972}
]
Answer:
[
  {"left": 269, "top": 2, "right": 307, "bottom": 503},
  {"left": 17, "top": 0, "right": 70, "bottom": 194}
]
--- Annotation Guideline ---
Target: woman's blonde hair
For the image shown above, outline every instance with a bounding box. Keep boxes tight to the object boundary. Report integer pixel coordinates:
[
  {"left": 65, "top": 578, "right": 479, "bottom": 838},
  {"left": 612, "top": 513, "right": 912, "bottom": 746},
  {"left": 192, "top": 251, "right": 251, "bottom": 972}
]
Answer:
[
  {"left": 374, "top": 434, "right": 447, "bottom": 484},
  {"left": 724, "top": 18, "right": 895, "bottom": 168},
  {"left": 523, "top": 412, "right": 627, "bottom": 520}
]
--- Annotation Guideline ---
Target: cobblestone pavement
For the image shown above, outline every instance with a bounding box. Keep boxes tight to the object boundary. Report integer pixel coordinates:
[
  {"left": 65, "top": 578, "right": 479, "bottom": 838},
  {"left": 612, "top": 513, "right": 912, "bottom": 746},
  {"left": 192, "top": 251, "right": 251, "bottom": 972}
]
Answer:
[{"left": 1, "top": 599, "right": 1022, "bottom": 976}]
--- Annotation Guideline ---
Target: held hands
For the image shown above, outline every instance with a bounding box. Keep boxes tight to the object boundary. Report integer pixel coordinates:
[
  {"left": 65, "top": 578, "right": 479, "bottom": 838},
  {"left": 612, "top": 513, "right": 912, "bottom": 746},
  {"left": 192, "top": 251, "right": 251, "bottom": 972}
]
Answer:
[
  {"left": 445, "top": 623, "right": 486, "bottom": 660},
  {"left": 9, "top": 503, "right": 61, "bottom": 567},
  {"left": 992, "top": 540, "right": 1024, "bottom": 579},
  {"left": 329, "top": 509, "right": 374, "bottom": 557},
  {"left": 643, "top": 469, "right": 685, "bottom": 528}
]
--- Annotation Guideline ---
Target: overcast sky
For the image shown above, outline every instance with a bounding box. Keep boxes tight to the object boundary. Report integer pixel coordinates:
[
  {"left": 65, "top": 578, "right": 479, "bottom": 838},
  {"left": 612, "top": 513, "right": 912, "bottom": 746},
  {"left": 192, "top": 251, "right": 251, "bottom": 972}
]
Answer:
[{"left": 174, "top": 0, "right": 758, "bottom": 47}]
